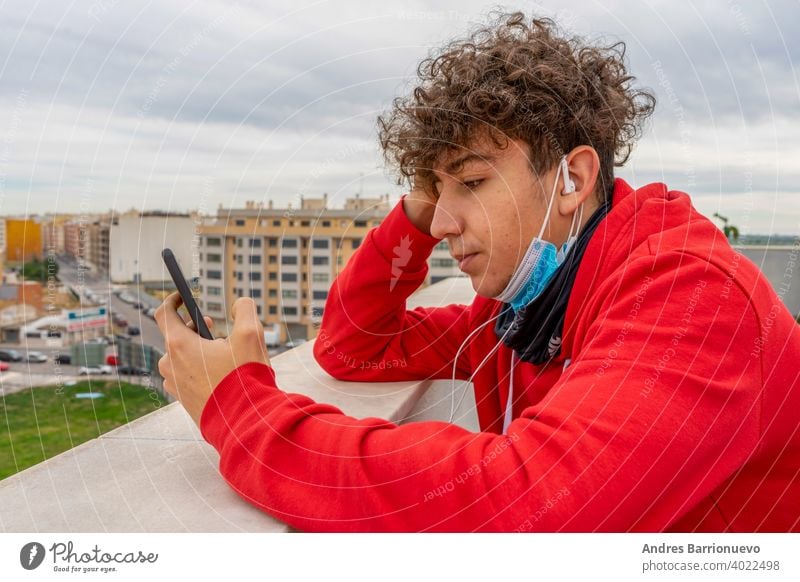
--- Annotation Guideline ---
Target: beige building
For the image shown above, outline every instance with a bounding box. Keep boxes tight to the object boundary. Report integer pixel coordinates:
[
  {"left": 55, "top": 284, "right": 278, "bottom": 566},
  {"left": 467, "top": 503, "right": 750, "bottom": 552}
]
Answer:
[
  {"left": 62, "top": 215, "right": 114, "bottom": 273},
  {"left": 197, "top": 195, "right": 461, "bottom": 341}
]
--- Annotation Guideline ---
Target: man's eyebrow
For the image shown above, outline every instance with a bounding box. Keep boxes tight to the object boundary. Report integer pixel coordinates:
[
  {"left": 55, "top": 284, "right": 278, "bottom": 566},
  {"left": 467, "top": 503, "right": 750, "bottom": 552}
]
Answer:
[{"left": 443, "top": 152, "right": 497, "bottom": 174}]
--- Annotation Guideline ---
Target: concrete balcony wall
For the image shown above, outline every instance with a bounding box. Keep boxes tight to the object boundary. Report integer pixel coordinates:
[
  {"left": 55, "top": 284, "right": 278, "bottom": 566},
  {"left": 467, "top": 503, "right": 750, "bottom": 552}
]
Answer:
[{"left": 0, "top": 278, "right": 476, "bottom": 532}]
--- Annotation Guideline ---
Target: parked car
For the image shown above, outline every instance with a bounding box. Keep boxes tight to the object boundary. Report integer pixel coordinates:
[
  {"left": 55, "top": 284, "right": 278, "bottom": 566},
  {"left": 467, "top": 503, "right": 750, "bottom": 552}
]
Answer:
[
  {"left": 0, "top": 349, "right": 23, "bottom": 362},
  {"left": 78, "top": 365, "right": 112, "bottom": 376},
  {"left": 144, "top": 307, "right": 156, "bottom": 319},
  {"left": 117, "top": 365, "right": 151, "bottom": 376},
  {"left": 54, "top": 354, "right": 72, "bottom": 365},
  {"left": 132, "top": 301, "right": 144, "bottom": 310},
  {"left": 127, "top": 326, "right": 141, "bottom": 336},
  {"left": 0, "top": 362, "right": 9, "bottom": 372},
  {"left": 25, "top": 351, "right": 48, "bottom": 363}
]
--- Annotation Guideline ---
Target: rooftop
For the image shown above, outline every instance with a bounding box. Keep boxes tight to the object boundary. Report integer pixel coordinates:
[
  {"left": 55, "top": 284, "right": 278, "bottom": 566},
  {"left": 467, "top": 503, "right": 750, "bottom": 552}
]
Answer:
[{"left": 0, "top": 278, "right": 476, "bottom": 532}]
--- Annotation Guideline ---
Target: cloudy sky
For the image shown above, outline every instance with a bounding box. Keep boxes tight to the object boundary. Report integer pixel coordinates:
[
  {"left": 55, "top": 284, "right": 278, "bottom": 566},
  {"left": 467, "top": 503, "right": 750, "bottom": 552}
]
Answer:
[{"left": 0, "top": 0, "right": 797, "bottom": 233}]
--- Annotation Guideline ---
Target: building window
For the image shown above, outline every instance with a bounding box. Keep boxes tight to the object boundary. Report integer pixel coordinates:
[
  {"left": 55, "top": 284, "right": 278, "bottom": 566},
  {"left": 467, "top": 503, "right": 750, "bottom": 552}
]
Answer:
[
  {"left": 282, "top": 238, "right": 298, "bottom": 248},
  {"left": 236, "top": 272, "right": 243, "bottom": 281},
  {"left": 312, "top": 307, "right": 324, "bottom": 318},
  {"left": 312, "top": 256, "right": 329, "bottom": 266},
  {"left": 269, "top": 255, "right": 277, "bottom": 264},
  {"left": 281, "top": 272, "right": 298, "bottom": 282},
  {"left": 235, "top": 219, "right": 245, "bottom": 227},
  {"left": 312, "top": 273, "right": 328, "bottom": 283},
  {"left": 249, "top": 272, "right": 261, "bottom": 281},
  {"left": 281, "top": 255, "right": 298, "bottom": 265},
  {"left": 237, "top": 238, "right": 243, "bottom": 247},
  {"left": 282, "top": 306, "right": 298, "bottom": 316},
  {"left": 269, "top": 305, "right": 277, "bottom": 315},
  {"left": 268, "top": 237, "right": 278, "bottom": 247},
  {"left": 237, "top": 255, "right": 243, "bottom": 264},
  {"left": 273, "top": 220, "right": 281, "bottom": 227},
  {"left": 206, "top": 253, "right": 222, "bottom": 263},
  {"left": 352, "top": 238, "right": 362, "bottom": 248},
  {"left": 269, "top": 272, "right": 277, "bottom": 281},
  {"left": 249, "top": 255, "right": 261, "bottom": 265},
  {"left": 312, "top": 239, "right": 329, "bottom": 249},
  {"left": 301, "top": 220, "right": 310, "bottom": 227},
  {"left": 249, "top": 289, "right": 262, "bottom": 298},
  {"left": 322, "top": 220, "right": 331, "bottom": 227},
  {"left": 312, "top": 290, "right": 328, "bottom": 300},
  {"left": 431, "top": 276, "right": 448, "bottom": 284},
  {"left": 282, "top": 289, "right": 298, "bottom": 299},
  {"left": 206, "top": 237, "right": 221, "bottom": 247},
  {"left": 207, "top": 270, "right": 222, "bottom": 280},
  {"left": 249, "top": 238, "right": 261, "bottom": 248},
  {"left": 268, "top": 289, "right": 277, "bottom": 298},
  {"left": 354, "top": 220, "right": 367, "bottom": 227},
  {"left": 207, "top": 286, "right": 222, "bottom": 296},
  {"left": 256, "top": 305, "right": 262, "bottom": 316},
  {"left": 207, "top": 302, "right": 222, "bottom": 312},
  {"left": 435, "top": 241, "right": 449, "bottom": 250}
]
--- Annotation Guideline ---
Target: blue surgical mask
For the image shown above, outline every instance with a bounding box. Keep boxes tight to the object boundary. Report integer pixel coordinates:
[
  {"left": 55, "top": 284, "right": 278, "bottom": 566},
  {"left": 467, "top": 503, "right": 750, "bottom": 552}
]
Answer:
[{"left": 494, "top": 156, "right": 583, "bottom": 311}]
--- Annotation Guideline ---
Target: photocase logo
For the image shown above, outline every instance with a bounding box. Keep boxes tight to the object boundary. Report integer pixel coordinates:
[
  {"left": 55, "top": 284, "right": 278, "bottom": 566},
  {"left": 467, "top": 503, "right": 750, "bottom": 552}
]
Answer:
[
  {"left": 390, "top": 235, "right": 413, "bottom": 291},
  {"left": 20, "top": 542, "right": 46, "bottom": 570}
]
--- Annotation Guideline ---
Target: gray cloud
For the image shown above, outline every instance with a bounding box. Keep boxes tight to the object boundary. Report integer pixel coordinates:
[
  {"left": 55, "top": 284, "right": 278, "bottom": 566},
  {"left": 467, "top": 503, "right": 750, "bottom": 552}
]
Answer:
[{"left": 0, "top": 0, "right": 797, "bottom": 233}]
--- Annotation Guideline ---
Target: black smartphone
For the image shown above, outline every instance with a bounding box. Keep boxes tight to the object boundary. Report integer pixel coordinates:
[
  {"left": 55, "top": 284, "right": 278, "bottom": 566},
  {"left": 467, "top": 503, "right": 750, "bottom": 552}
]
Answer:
[{"left": 161, "top": 248, "right": 214, "bottom": 340}]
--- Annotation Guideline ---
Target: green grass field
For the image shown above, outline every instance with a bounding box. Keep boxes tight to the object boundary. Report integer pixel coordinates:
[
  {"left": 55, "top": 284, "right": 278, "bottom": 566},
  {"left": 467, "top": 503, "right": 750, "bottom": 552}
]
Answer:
[{"left": 0, "top": 380, "right": 167, "bottom": 480}]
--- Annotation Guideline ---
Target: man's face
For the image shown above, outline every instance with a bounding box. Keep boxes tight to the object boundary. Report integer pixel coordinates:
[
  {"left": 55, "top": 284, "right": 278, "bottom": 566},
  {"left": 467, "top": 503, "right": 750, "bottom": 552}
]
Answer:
[{"left": 429, "top": 136, "right": 567, "bottom": 298}]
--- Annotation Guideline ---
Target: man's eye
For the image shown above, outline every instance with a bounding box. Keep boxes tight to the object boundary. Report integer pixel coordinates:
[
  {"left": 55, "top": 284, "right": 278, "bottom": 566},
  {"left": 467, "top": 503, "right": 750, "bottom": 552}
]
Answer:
[{"left": 463, "top": 179, "right": 483, "bottom": 190}]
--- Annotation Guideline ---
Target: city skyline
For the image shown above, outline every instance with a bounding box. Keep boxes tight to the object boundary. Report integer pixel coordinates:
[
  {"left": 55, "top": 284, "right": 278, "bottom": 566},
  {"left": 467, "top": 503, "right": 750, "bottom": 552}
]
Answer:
[{"left": 0, "top": 0, "right": 797, "bottom": 234}]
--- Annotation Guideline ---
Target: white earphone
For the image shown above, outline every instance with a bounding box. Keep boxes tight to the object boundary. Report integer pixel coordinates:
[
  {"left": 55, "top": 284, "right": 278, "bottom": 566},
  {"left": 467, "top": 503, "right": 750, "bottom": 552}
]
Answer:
[{"left": 560, "top": 156, "right": 575, "bottom": 194}]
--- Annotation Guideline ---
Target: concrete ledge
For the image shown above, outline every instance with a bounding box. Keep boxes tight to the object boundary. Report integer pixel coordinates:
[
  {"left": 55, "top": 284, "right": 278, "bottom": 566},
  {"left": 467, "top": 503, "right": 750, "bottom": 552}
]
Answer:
[{"left": 0, "top": 278, "right": 475, "bottom": 532}]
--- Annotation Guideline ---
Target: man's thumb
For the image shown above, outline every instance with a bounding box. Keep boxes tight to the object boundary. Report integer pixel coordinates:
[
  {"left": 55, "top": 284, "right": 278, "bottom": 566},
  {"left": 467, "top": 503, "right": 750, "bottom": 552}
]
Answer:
[{"left": 231, "top": 297, "right": 261, "bottom": 334}]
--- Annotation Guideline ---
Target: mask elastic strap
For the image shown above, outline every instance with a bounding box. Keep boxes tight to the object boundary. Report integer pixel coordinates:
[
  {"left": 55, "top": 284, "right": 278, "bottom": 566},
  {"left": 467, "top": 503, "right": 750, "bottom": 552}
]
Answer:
[{"left": 534, "top": 156, "right": 565, "bottom": 242}]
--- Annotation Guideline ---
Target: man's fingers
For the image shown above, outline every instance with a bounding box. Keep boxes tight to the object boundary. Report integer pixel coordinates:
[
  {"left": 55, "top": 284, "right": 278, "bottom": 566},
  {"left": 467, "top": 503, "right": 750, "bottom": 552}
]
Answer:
[
  {"left": 186, "top": 315, "right": 215, "bottom": 333},
  {"left": 155, "top": 292, "right": 192, "bottom": 341},
  {"left": 231, "top": 297, "right": 263, "bottom": 339}
]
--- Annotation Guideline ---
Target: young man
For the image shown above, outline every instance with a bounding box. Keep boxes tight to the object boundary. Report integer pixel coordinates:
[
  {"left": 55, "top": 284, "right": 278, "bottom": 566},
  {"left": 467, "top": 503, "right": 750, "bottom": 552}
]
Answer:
[{"left": 156, "top": 13, "right": 800, "bottom": 531}]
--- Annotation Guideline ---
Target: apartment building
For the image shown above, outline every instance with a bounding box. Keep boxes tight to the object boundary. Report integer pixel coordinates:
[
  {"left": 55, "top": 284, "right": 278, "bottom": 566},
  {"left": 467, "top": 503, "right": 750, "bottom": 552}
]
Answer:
[
  {"left": 110, "top": 211, "right": 196, "bottom": 283},
  {"left": 197, "top": 195, "right": 461, "bottom": 342},
  {"left": 4, "top": 218, "right": 42, "bottom": 262}
]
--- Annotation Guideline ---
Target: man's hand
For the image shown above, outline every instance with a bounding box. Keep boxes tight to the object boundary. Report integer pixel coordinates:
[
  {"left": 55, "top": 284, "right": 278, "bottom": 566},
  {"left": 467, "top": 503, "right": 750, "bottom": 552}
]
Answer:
[
  {"left": 155, "top": 294, "right": 270, "bottom": 426},
  {"left": 403, "top": 185, "right": 438, "bottom": 236}
]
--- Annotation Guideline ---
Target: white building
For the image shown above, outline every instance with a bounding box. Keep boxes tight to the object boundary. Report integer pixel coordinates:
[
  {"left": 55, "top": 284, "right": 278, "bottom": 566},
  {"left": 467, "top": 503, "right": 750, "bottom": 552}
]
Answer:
[{"left": 110, "top": 211, "right": 198, "bottom": 283}]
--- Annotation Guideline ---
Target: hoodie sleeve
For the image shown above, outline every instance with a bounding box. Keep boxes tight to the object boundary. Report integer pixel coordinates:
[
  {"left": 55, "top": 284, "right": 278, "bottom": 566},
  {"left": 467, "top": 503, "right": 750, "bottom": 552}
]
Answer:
[
  {"left": 313, "top": 197, "right": 474, "bottom": 382},
  {"left": 200, "top": 251, "right": 763, "bottom": 532}
]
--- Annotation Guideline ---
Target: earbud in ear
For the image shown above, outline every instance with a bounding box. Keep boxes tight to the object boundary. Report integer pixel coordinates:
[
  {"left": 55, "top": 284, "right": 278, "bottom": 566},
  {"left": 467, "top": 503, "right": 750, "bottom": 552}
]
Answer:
[{"left": 560, "top": 156, "right": 575, "bottom": 195}]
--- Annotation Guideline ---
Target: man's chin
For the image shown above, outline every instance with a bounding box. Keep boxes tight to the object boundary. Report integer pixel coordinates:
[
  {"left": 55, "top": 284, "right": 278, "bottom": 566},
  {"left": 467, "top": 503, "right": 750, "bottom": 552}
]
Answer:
[{"left": 469, "top": 275, "right": 504, "bottom": 299}]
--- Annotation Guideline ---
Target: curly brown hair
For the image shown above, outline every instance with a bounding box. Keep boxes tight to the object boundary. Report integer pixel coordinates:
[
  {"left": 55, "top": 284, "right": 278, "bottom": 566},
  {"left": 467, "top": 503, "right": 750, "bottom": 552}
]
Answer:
[{"left": 377, "top": 11, "right": 656, "bottom": 201}]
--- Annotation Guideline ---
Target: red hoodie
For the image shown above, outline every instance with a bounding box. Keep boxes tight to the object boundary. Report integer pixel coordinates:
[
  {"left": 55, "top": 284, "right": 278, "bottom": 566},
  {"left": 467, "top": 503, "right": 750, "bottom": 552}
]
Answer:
[{"left": 199, "top": 178, "right": 800, "bottom": 532}]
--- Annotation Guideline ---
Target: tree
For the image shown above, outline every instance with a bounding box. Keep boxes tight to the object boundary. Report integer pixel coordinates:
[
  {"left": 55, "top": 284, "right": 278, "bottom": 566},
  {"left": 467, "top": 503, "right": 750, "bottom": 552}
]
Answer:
[
  {"left": 712, "top": 212, "right": 740, "bottom": 242},
  {"left": 20, "top": 256, "right": 59, "bottom": 283}
]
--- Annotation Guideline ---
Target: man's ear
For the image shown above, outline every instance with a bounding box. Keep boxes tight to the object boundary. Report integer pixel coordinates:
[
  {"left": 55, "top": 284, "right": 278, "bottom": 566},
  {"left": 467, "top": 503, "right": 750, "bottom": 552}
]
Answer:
[{"left": 557, "top": 146, "right": 600, "bottom": 217}]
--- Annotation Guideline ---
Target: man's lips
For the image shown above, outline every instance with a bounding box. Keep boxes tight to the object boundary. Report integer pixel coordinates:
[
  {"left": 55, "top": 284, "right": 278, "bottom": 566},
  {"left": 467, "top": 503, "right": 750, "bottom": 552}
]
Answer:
[{"left": 453, "top": 252, "right": 478, "bottom": 271}]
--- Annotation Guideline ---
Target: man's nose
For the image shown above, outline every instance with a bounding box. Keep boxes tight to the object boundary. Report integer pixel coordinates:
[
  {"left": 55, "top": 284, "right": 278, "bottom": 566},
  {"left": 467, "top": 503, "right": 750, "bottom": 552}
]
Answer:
[{"left": 429, "top": 195, "right": 463, "bottom": 240}]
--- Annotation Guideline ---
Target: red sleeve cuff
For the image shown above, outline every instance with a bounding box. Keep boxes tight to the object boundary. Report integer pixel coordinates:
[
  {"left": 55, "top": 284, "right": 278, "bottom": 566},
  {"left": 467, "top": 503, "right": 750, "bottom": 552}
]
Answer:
[
  {"left": 369, "top": 196, "right": 442, "bottom": 268},
  {"left": 199, "top": 361, "right": 279, "bottom": 449}
]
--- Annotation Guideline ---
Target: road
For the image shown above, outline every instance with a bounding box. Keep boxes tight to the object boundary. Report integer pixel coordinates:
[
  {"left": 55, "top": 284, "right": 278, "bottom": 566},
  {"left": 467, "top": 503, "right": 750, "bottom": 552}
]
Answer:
[{"left": 55, "top": 255, "right": 165, "bottom": 352}]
